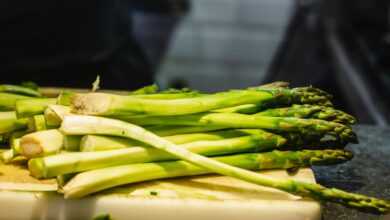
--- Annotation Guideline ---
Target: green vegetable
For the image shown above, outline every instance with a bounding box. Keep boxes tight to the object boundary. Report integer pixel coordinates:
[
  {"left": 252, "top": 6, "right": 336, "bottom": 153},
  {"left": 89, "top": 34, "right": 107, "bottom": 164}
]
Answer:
[
  {"left": 15, "top": 98, "right": 56, "bottom": 118},
  {"left": 0, "top": 84, "right": 41, "bottom": 97},
  {"left": 20, "top": 129, "right": 64, "bottom": 158},
  {"left": 0, "top": 112, "right": 28, "bottom": 134},
  {"left": 0, "top": 93, "right": 30, "bottom": 110},
  {"left": 70, "top": 87, "right": 331, "bottom": 116}
]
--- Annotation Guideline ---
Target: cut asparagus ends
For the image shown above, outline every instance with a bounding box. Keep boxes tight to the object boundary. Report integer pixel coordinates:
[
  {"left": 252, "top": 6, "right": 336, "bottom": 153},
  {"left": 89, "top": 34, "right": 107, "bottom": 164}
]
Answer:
[
  {"left": 0, "top": 112, "right": 28, "bottom": 134},
  {"left": 0, "top": 84, "right": 41, "bottom": 97},
  {"left": 70, "top": 87, "right": 332, "bottom": 116},
  {"left": 123, "top": 113, "right": 358, "bottom": 144},
  {"left": 60, "top": 116, "right": 387, "bottom": 213},
  {"left": 15, "top": 98, "right": 56, "bottom": 118},
  {"left": 29, "top": 115, "right": 47, "bottom": 131},
  {"left": 20, "top": 129, "right": 64, "bottom": 158},
  {"left": 0, "top": 93, "right": 31, "bottom": 111},
  {"left": 29, "top": 132, "right": 287, "bottom": 178},
  {"left": 62, "top": 149, "right": 353, "bottom": 197}
]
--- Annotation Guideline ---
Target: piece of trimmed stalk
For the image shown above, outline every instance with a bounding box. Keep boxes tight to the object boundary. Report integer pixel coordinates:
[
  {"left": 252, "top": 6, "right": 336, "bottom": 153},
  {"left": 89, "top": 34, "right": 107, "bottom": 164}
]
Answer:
[
  {"left": 20, "top": 129, "right": 64, "bottom": 158},
  {"left": 123, "top": 113, "right": 357, "bottom": 144},
  {"left": 71, "top": 87, "right": 332, "bottom": 116},
  {"left": 15, "top": 98, "right": 56, "bottom": 118},
  {"left": 57, "top": 173, "right": 76, "bottom": 190},
  {"left": 1, "top": 149, "right": 15, "bottom": 163},
  {"left": 129, "top": 84, "right": 159, "bottom": 95},
  {"left": 0, "top": 84, "right": 41, "bottom": 97},
  {"left": 29, "top": 115, "right": 47, "bottom": 131},
  {"left": 63, "top": 136, "right": 82, "bottom": 151},
  {"left": 62, "top": 149, "right": 352, "bottom": 198},
  {"left": 60, "top": 116, "right": 390, "bottom": 214},
  {"left": 44, "top": 107, "right": 62, "bottom": 127},
  {"left": 80, "top": 129, "right": 252, "bottom": 152},
  {"left": 0, "top": 112, "right": 29, "bottom": 134},
  {"left": 0, "top": 93, "right": 31, "bottom": 111},
  {"left": 57, "top": 91, "right": 75, "bottom": 106},
  {"left": 46, "top": 105, "right": 72, "bottom": 122}
]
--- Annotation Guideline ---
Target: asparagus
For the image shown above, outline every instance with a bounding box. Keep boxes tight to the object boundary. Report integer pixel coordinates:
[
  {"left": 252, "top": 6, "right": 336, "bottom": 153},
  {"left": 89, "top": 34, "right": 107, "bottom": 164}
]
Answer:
[
  {"left": 29, "top": 132, "right": 286, "bottom": 178},
  {"left": 70, "top": 87, "right": 331, "bottom": 116},
  {"left": 63, "top": 135, "right": 82, "bottom": 151},
  {"left": 60, "top": 116, "right": 388, "bottom": 213},
  {"left": 0, "top": 93, "right": 30, "bottom": 110},
  {"left": 0, "top": 112, "right": 28, "bottom": 134},
  {"left": 148, "top": 125, "right": 228, "bottom": 136},
  {"left": 29, "top": 115, "right": 47, "bottom": 131},
  {"left": 122, "top": 113, "right": 357, "bottom": 143},
  {"left": 255, "top": 104, "right": 356, "bottom": 124},
  {"left": 61, "top": 149, "right": 353, "bottom": 197},
  {"left": 129, "top": 84, "right": 159, "bottom": 95},
  {"left": 80, "top": 129, "right": 258, "bottom": 151},
  {"left": 0, "top": 149, "right": 15, "bottom": 163},
  {"left": 15, "top": 98, "right": 56, "bottom": 118},
  {"left": 20, "top": 129, "right": 64, "bottom": 158},
  {"left": 0, "top": 84, "right": 41, "bottom": 97}
]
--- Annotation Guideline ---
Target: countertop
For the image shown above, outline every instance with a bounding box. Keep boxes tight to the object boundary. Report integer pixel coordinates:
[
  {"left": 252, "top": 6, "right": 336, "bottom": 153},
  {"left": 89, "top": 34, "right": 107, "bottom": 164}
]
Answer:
[{"left": 313, "top": 125, "right": 390, "bottom": 220}]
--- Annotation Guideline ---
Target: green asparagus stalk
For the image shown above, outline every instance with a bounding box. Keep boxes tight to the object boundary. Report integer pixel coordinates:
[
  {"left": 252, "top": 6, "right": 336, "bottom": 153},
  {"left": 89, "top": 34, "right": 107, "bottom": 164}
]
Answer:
[
  {"left": 20, "top": 129, "right": 64, "bottom": 158},
  {"left": 11, "top": 138, "right": 21, "bottom": 155},
  {"left": 123, "top": 113, "right": 357, "bottom": 143},
  {"left": 29, "top": 115, "right": 47, "bottom": 131},
  {"left": 15, "top": 98, "right": 56, "bottom": 118},
  {"left": 60, "top": 116, "right": 387, "bottom": 213},
  {"left": 80, "top": 129, "right": 258, "bottom": 152},
  {"left": 62, "top": 149, "right": 352, "bottom": 197},
  {"left": 44, "top": 107, "right": 62, "bottom": 127},
  {"left": 71, "top": 87, "right": 332, "bottom": 116},
  {"left": 255, "top": 104, "right": 356, "bottom": 124},
  {"left": 0, "top": 112, "right": 29, "bottom": 134},
  {"left": 129, "top": 84, "right": 159, "bottom": 95},
  {"left": 0, "top": 84, "right": 41, "bottom": 97},
  {"left": 148, "top": 125, "right": 228, "bottom": 136},
  {"left": 0, "top": 93, "right": 30, "bottom": 110},
  {"left": 63, "top": 135, "right": 82, "bottom": 151}
]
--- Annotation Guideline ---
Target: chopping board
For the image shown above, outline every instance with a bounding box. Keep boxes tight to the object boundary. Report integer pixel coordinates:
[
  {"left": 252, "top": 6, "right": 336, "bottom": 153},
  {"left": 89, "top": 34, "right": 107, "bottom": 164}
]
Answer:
[{"left": 0, "top": 160, "right": 321, "bottom": 220}]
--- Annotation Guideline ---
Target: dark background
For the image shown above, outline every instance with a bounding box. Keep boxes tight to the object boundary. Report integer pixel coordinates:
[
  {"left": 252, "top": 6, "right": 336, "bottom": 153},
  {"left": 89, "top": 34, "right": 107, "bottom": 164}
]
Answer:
[{"left": 1, "top": 0, "right": 390, "bottom": 125}]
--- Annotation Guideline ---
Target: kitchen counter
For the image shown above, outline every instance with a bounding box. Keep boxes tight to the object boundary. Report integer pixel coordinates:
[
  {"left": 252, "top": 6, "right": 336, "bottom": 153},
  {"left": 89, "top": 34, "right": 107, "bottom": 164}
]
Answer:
[{"left": 314, "top": 125, "right": 390, "bottom": 220}]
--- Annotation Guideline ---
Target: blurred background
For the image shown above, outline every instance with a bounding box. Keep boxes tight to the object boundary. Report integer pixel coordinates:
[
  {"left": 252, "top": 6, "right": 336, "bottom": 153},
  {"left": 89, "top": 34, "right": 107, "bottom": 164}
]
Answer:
[{"left": 1, "top": 0, "right": 390, "bottom": 124}]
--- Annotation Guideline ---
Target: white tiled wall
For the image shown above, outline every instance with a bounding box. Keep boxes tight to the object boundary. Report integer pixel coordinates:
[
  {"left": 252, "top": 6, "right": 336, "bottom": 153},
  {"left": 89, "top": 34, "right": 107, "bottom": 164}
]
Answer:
[{"left": 157, "top": 0, "right": 294, "bottom": 91}]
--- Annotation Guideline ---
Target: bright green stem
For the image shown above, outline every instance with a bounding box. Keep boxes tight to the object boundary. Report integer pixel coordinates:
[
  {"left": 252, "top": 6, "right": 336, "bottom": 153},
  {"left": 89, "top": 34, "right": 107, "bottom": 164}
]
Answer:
[
  {"left": 20, "top": 129, "right": 64, "bottom": 158},
  {"left": 0, "top": 93, "right": 30, "bottom": 110},
  {"left": 129, "top": 84, "right": 159, "bottom": 95},
  {"left": 57, "top": 91, "right": 75, "bottom": 106},
  {"left": 124, "top": 113, "right": 357, "bottom": 143},
  {"left": 80, "top": 129, "right": 263, "bottom": 151},
  {"left": 59, "top": 116, "right": 389, "bottom": 214},
  {"left": 256, "top": 105, "right": 356, "bottom": 124},
  {"left": 15, "top": 98, "right": 56, "bottom": 118},
  {"left": 29, "top": 115, "right": 47, "bottom": 131},
  {"left": 0, "top": 84, "right": 41, "bottom": 97},
  {"left": 30, "top": 131, "right": 286, "bottom": 178},
  {"left": 148, "top": 125, "right": 228, "bottom": 136},
  {"left": 63, "top": 136, "right": 82, "bottom": 151},
  {"left": 62, "top": 149, "right": 352, "bottom": 197},
  {"left": 71, "top": 87, "right": 331, "bottom": 116},
  {"left": 0, "top": 112, "right": 28, "bottom": 134}
]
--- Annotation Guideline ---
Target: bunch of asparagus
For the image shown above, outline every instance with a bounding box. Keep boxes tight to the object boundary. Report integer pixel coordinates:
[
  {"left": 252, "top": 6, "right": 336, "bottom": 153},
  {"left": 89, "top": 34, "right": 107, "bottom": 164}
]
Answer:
[{"left": 0, "top": 81, "right": 389, "bottom": 214}]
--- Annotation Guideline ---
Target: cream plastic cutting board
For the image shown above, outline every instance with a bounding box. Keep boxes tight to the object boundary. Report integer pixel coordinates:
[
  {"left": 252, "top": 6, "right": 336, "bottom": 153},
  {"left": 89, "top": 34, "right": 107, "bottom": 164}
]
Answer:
[{"left": 0, "top": 164, "right": 321, "bottom": 220}]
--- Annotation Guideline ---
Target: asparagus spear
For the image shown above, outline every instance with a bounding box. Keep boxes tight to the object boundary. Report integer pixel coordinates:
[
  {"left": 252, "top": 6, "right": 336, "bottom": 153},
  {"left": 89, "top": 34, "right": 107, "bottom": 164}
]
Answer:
[
  {"left": 0, "top": 84, "right": 41, "bottom": 97},
  {"left": 122, "top": 113, "right": 357, "bottom": 143},
  {"left": 29, "top": 132, "right": 286, "bottom": 178},
  {"left": 0, "top": 93, "right": 30, "bottom": 110},
  {"left": 20, "top": 129, "right": 64, "bottom": 158},
  {"left": 255, "top": 104, "right": 356, "bottom": 124},
  {"left": 80, "top": 129, "right": 260, "bottom": 151},
  {"left": 148, "top": 125, "right": 228, "bottom": 136},
  {"left": 71, "top": 87, "right": 331, "bottom": 116},
  {"left": 60, "top": 116, "right": 388, "bottom": 213},
  {"left": 0, "top": 112, "right": 28, "bottom": 134},
  {"left": 15, "top": 98, "right": 56, "bottom": 118},
  {"left": 29, "top": 115, "right": 48, "bottom": 131},
  {"left": 62, "top": 150, "right": 352, "bottom": 197}
]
